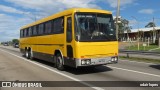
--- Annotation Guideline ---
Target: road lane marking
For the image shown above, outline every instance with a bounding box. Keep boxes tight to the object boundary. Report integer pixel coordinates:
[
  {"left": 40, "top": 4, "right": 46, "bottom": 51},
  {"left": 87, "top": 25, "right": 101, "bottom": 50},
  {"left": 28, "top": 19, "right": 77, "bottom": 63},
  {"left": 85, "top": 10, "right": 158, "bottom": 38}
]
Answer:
[
  {"left": 0, "top": 49, "right": 104, "bottom": 90},
  {"left": 108, "top": 66, "right": 160, "bottom": 78}
]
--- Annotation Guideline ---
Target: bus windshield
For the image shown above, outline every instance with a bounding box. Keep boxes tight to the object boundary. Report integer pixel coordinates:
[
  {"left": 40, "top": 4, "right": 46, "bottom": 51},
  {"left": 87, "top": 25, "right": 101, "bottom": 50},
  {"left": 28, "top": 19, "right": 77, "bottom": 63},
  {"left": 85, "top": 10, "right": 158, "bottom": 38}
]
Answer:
[{"left": 75, "top": 13, "right": 117, "bottom": 42}]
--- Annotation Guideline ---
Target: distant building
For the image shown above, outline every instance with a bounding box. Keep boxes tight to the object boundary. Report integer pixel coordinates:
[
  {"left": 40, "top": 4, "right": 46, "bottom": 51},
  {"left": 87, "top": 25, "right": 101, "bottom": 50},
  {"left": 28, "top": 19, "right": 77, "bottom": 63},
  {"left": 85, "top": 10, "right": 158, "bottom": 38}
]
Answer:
[{"left": 122, "top": 27, "right": 160, "bottom": 41}]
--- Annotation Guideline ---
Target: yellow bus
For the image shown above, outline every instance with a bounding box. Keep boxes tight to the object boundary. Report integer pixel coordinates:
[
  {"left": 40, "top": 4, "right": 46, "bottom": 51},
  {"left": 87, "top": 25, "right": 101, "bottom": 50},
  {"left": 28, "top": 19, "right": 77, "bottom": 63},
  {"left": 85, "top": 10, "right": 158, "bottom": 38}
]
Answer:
[{"left": 20, "top": 8, "right": 118, "bottom": 70}]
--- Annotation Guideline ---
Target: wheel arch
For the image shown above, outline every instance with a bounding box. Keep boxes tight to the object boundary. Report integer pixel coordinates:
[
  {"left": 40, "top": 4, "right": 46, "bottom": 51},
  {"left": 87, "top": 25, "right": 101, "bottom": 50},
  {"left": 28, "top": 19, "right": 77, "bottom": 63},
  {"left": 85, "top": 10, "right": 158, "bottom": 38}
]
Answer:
[
  {"left": 25, "top": 47, "right": 28, "bottom": 51},
  {"left": 54, "top": 49, "right": 64, "bottom": 65}
]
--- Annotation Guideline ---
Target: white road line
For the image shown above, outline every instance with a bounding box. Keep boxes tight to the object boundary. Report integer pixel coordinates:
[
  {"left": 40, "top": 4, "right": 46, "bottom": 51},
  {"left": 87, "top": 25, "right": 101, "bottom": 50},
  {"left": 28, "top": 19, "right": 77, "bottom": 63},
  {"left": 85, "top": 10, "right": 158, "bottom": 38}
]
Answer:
[
  {"left": 108, "top": 66, "right": 160, "bottom": 78},
  {"left": 120, "top": 59, "right": 157, "bottom": 65},
  {"left": 0, "top": 49, "right": 104, "bottom": 90}
]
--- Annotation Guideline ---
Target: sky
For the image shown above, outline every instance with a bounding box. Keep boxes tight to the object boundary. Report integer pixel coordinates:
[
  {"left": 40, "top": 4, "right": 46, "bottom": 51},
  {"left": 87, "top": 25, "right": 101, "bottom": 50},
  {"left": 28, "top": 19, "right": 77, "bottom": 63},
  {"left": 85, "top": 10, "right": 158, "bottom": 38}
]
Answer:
[{"left": 0, "top": 0, "right": 160, "bottom": 42}]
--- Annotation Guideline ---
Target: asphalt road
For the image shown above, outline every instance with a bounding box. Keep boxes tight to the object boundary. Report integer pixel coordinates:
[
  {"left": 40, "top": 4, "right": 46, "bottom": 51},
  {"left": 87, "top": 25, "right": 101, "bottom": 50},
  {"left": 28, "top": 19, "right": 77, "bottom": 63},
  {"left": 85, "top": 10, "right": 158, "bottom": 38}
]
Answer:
[{"left": 0, "top": 46, "right": 160, "bottom": 90}]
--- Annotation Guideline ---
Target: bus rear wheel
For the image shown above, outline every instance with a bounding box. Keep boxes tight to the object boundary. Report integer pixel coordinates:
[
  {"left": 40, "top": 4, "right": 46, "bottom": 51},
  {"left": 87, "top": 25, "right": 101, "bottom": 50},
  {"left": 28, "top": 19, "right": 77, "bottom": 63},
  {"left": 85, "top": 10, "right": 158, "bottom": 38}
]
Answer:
[
  {"left": 28, "top": 49, "right": 34, "bottom": 60},
  {"left": 25, "top": 49, "right": 29, "bottom": 59},
  {"left": 56, "top": 54, "right": 64, "bottom": 71}
]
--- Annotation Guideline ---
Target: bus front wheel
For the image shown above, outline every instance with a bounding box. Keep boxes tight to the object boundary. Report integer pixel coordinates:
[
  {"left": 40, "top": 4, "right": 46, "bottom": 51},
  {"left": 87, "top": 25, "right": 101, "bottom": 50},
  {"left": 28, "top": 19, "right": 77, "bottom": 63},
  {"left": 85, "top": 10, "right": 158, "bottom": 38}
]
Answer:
[{"left": 56, "top": 54, "right": 64, "bottom": 71}]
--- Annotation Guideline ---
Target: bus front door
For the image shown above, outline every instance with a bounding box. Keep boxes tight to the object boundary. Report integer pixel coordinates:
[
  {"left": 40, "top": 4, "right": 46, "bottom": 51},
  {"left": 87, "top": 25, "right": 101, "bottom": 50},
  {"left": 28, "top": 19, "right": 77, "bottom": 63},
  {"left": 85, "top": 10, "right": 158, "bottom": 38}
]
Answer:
[{"left": 65, "top": 16, "right": 75, "bottom": 67}]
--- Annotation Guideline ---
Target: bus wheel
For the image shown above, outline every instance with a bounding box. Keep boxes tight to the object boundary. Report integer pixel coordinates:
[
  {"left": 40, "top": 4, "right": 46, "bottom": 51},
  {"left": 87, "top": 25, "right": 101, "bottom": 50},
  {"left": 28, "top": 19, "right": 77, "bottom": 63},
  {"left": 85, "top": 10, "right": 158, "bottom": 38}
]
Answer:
[
  {"left": 53, "top": 56, "right": 57, "bottom": 68},
  {"left": 28, "top": 49, "right": 34, "bottom": 60},
  {"left": 56, "top": 54, "right": 64, "bottom": 70},
  {"left": 25, "top": 49, "right": 29, "bottom": 59}
]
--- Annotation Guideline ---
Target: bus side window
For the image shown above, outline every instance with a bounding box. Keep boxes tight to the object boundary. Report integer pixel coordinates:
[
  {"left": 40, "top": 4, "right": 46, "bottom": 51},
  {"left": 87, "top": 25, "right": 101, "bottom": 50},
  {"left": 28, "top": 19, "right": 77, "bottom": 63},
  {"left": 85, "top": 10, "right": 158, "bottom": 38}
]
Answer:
[
  {"left": 67, "top": 17, "right": 72, "bottom": 42},
  {"left": 20, "top": 30, "right": 23, "bottom": 38},
  {"left": 33, "top": 26, "right": 37, "bottom": 36},
  {"left": 61, "top": 18, "right": 64, "bottom": 32},
  {"left": 26, "top": 28, "right": 29, "bottom": 37},
  {"left": 38, "top": 24, "right": 44, "bottom": 35},
  {"left": 53, "top": 17, "right": 64, "bottom": 34},
  {"left": 29, "top": 27, "right": 33, "bottom": 36},
  {"left": 36, "top": 25, "right": 39, "bottom": 35},
  {"left": 45, "top": 21, "right": 52, "bottom": 34},
  {"left": 24, "top": 29, "right": 27, "bottom": 37},
  {"left": 23, "top": 29, "right": 25, "bottom": 37}
]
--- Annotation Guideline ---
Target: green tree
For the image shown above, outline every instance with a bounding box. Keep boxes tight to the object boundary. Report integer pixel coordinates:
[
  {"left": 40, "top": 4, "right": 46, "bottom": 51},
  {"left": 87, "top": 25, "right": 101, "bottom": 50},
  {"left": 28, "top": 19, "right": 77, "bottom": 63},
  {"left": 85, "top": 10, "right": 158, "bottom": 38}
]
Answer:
[
  {"left": 137, "top": 30, "right": 144, "bottom": 41},
  {"left": 118, "top": 19, "right": 131, "bottom": 41},
  {"left": 145, "top": 22, "right": 156, "bottom": 43},
  {"left": 145, "top": 22, "right": 156, "bottom": 27},
  {"left": 12, "top": 39, "right": 19, "bottom": 44}
]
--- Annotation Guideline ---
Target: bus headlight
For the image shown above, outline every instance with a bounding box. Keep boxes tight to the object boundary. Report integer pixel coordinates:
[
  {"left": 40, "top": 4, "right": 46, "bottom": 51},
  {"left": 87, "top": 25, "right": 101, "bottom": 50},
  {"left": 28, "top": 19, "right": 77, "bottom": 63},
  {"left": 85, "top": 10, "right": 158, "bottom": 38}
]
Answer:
[
  {"left": 81, "top": 59, "right": 91, "bottom": 65},
  {"left": 115, "top": 57, "right": 118, "bottom": 61},
  {"left": 111, "top": 58, "right": 115, "bottom": 61},
  {"left": 111, "top": 57, "right": 118, "bottom": 63},
  {"left": 81, "top": 60, "right": 86, "bottom": 65},
  {"left": 86, "top": 60, "right": 91, "bottom": 65}
]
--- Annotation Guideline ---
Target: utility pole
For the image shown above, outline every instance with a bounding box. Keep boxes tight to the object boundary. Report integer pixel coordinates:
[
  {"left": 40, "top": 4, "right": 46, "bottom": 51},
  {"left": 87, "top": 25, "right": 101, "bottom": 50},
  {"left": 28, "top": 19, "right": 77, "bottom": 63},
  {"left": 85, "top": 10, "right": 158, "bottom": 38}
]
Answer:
[
  {"left": 152, "top": 17, "right": 156, "bottom": 43},
  {"left": 153, "top": 17, "right": 160, "bottom": 45},
  {"left": 159, "top": 37, "right": 160, "bottom": 47},
  {"left": 116, "top": 0, "right": 120, "bottom": 40},
  {"left": 137, "top": 20, "right": 140, "bottom": 51}
]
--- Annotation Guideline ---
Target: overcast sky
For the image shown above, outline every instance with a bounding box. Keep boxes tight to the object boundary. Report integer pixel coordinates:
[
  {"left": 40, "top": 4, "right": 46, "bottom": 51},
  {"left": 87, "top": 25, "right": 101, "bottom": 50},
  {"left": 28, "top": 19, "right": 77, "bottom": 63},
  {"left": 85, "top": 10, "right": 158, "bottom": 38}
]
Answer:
[{"left": 0, "top": 0, "right": 160, "bottom": 42}]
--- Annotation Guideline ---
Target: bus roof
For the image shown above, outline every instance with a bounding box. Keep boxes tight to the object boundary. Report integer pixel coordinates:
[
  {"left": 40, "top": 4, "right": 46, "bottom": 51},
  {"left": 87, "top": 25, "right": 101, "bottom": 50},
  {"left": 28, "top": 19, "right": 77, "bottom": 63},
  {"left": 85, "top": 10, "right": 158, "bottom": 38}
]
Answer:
[{"left": 20, "top": 8, "right": 112, "bottom": 29}]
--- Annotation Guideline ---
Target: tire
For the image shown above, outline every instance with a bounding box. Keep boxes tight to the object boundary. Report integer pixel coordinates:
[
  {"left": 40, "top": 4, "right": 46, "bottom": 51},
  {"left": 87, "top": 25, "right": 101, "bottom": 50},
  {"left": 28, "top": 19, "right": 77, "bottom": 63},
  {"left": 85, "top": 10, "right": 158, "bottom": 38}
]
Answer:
[
  {"left": 28, "top": 49, "right": 34, "bottom": 60},
  {"left": 56, "top": 54, "right": 65, "bottom": 70},
  {"left": 53, "top": 56, "right": 57, "bottom": 68},
  {"left": 25, "top": 49, "right": 29, "bottom": 59}
]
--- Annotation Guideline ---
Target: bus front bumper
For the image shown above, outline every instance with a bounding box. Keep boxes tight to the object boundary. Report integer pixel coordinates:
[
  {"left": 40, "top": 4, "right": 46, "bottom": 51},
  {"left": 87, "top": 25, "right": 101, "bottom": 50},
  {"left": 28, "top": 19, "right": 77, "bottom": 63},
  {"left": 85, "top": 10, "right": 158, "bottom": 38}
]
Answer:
[{"left": 75, "top": 56, "right": 118, "bottom": 67}]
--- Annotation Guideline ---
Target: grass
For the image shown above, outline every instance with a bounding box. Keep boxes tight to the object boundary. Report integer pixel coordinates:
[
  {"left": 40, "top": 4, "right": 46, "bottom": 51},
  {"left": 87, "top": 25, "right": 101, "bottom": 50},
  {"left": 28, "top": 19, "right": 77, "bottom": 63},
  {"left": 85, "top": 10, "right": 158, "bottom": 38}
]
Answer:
[
  {"left": 120, "top": 56, "right": 160, "bottom": 64},
  {"left": 126, "top": 44, "right": 159, "bottom": 51}
]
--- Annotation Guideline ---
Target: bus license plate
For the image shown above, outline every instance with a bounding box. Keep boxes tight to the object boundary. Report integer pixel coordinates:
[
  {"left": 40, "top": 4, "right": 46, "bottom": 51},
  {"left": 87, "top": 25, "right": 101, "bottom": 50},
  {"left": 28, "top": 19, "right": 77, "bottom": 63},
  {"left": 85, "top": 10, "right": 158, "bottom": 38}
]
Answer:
[{"left": 98, "top": 59, "right": 105, "bottom": 63}]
